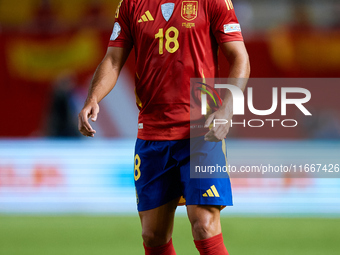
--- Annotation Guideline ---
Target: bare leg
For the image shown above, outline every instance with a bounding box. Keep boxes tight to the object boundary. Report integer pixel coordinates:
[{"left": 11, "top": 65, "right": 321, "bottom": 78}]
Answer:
[
  {"left": 139, "top": 197, "right": 181, "bottom": 247},
  {"left": 187, "top": 205, "right": 222, "bottom": 240}
]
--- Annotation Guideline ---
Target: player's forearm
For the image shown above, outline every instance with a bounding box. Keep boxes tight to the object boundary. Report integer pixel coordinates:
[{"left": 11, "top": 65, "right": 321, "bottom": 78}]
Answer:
[
  {"left": 85, "top": 47, "right": 131, "bottom": 105},
  {"left": 228, "top": 54, "right": 250, "bottom": 82},
  {"left": 85, "top": 58, "right": 120, "bottom": 105},
  {"left": 219, "top": 41, "right": 250, "bottom": 110},
  {"left": 222, "top": 53, "right": 250, "bottom": 110}
]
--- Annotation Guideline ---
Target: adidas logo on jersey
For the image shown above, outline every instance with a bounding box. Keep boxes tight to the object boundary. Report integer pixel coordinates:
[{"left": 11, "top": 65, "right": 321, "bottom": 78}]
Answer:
[
  {"left": 202, "top": 185, "right": 220, "bottom": 198},
  {"left": 138, "top": 11, "right": 154, "bottom": 23}
]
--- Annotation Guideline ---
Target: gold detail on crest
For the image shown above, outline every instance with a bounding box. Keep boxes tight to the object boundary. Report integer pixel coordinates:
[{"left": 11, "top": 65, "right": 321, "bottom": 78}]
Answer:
[
  {"left": 182, "top": 22, "right": 195, "bottom": 28},
  {"left": 181, "top": 1, "right": 198, "bottom": 21}
]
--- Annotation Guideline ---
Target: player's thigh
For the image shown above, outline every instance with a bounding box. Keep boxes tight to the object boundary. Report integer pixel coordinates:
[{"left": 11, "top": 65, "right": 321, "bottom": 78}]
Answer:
[
  {"left": 187, "top": 204, "right": 222, "bottom": 240},
  {"left": 180, "top": 137, "right": 233, "bottom": 207},
  {"left": 134, "top": 139, "right": 182, "bottom": 212},
  {"left": 139, "top": 197, "right": 181, "bottom": 246}
]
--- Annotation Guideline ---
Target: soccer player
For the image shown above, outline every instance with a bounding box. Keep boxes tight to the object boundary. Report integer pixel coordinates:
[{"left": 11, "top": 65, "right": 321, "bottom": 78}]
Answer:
[{"left": 78, "top": 0, "right": 250, "bottom": 254}]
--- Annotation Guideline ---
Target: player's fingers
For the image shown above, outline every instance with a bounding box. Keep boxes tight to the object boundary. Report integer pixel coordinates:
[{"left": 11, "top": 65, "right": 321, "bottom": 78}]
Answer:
[
  {"left": 204, "top": 113, "right": 215, "bottom": 128},
  {"left": 78, "top": 117, "right": 92, "bottom": 136},
  {"left": 78, "top": 111, "right": 96, "bottom": 135},
  {"left": 90, "top": 105, "right": 100, "bottom": 122},
  {"left": 205, "top": 123, "right": 228, "bottom": 142},
  {"left": 215, "top": 125, "right": 229, "bottom": 140},
  {"left": 81, "top": 113, "right": 94, "bottom": 132},
  {"left": 80, "top": 126, "right": 96, "bottom": 137},
  {"left": 205, "top": 135, "right": 219, "bottom": 142},
  {"left": 204, "top": 129, "right": 219, "bottom": 142},
  {"left": 204, "top": 130, "right": 212, "bottom": 141},
  {"left": 215, "top": 121, "right": 230, "bottom": 138}
]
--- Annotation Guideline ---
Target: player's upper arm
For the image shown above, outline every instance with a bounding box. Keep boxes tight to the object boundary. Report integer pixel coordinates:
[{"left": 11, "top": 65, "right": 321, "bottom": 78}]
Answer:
[
  {"left": 220, "top": 41, "right": 248, "bottom": 63},
  {"left": 220, "top": 41, "right": 250, "bottom": 78},
  {"left": 108, "top": 0, "right": 134, "bottom": 49},
  {"left": 209, "top": 0, "right": 243, "bottom": 44},
  {"left": 104, "top": 47, "right": 131, "bottom": 72}
]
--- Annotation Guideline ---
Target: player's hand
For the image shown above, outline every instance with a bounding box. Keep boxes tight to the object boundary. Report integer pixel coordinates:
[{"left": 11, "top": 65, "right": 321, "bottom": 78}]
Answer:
[
  {"left": 204, "top": 106, "right": 232, "bottom": 142},
  {"left": 78, "top": 100, "right": 99, "bottom": 137}
]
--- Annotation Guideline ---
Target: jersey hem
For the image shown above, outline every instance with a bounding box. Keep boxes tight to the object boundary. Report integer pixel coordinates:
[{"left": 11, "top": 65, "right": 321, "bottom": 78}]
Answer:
[{"left": 137, "top": 130, "right": 208, "bottom": 141}]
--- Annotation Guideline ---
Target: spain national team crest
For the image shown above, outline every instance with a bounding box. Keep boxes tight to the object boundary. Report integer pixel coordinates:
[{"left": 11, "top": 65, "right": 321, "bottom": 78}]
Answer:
[{"left": 181, "top": 1, "right": 198, "bottom": 21}]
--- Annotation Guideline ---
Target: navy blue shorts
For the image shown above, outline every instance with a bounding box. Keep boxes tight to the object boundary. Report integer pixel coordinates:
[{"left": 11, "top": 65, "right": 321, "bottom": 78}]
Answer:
[{"left": 134, "top": 136, "right": 232, "bottom": 212}]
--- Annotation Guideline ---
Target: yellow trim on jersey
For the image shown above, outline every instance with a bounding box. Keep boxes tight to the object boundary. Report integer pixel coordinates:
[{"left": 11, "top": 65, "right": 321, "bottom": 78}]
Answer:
[
  {"left": 134, "top": 87, "right": 143, "bottom": 109},
  {"left": 222, "top": 139, "right": 230, "bottom": 177},
  {"left": 201, "top": 69, "right": 206, "bottom": 84},
  {"left": 201, "top": 70, "right": 207, "bottom": 98},
  {"left": 201, "top": 69, "right": 213, "bottom": 126},
  {"left": 115, "top": 0, "right": 124, "bottom": 18},
  {"left": 178, "top": 196, "right": 186, "bottom": 205}
]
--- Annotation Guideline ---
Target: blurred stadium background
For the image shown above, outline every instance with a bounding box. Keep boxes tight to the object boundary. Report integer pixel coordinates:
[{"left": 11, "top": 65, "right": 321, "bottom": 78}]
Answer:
[{"left": 0, "top": 0, "right": 340, "bottom": 254}]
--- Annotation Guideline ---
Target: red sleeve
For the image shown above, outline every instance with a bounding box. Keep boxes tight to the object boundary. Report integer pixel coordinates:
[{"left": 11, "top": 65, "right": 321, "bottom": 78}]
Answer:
[
  {"left": 108, "top": 0, "right": 134, "bottom": 49},
  {"left": 209, "top": 0, "right": 243, "bottom": 44}
]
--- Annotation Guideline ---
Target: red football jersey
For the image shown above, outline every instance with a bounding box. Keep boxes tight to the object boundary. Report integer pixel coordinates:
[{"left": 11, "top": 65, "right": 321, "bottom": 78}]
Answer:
[{"left": 109, "top": 0, "right": 243, "bottom": 140}]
